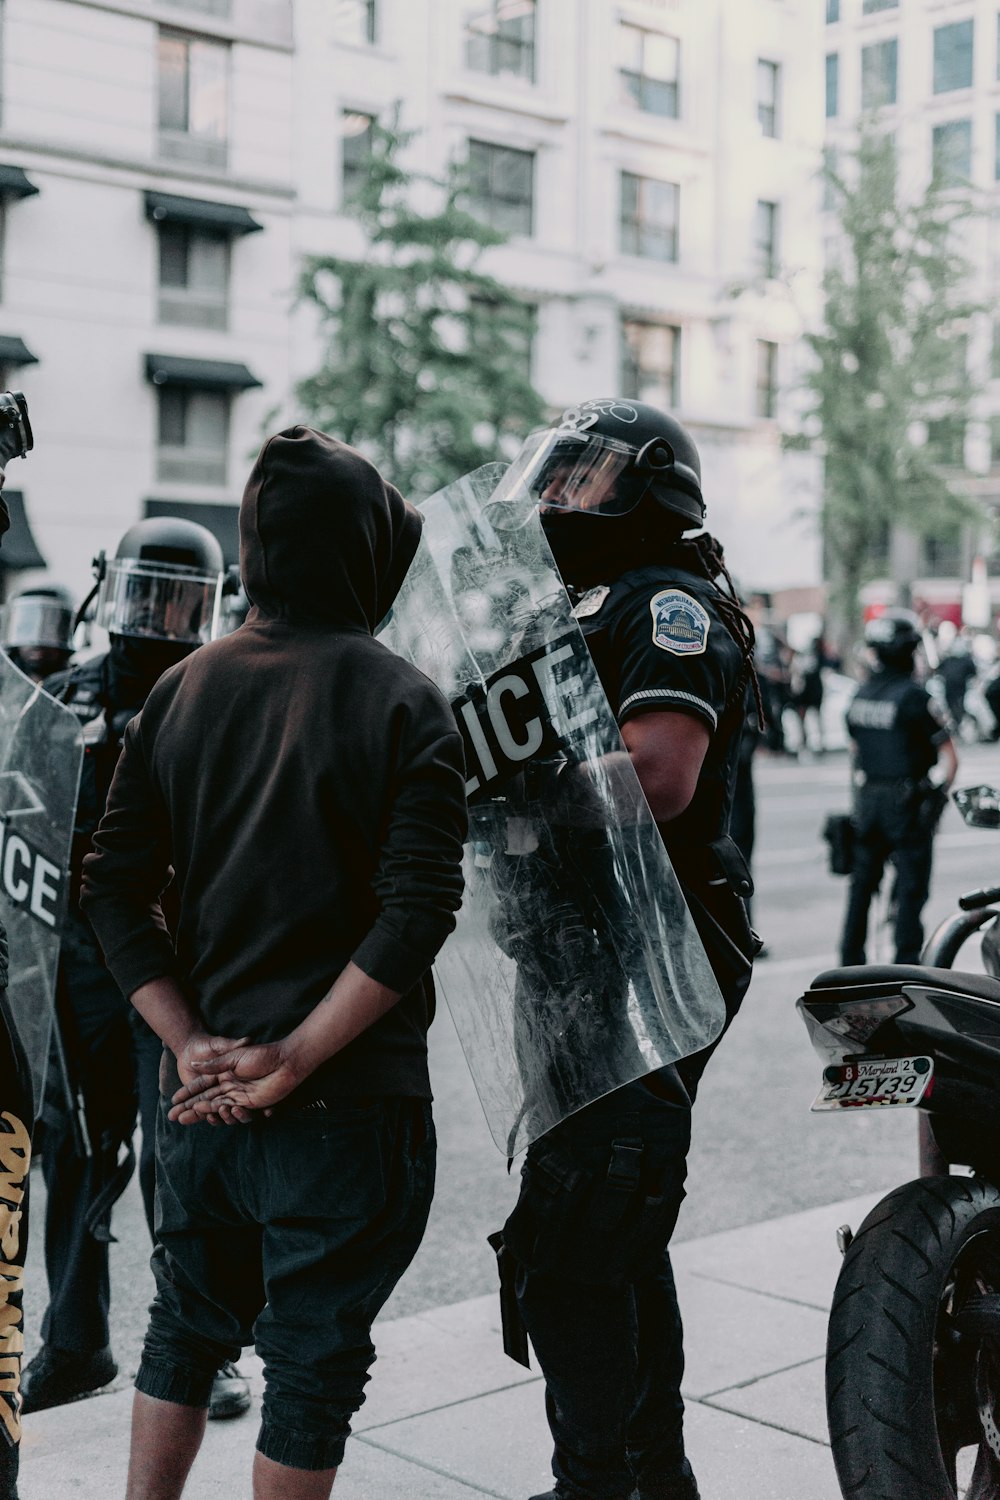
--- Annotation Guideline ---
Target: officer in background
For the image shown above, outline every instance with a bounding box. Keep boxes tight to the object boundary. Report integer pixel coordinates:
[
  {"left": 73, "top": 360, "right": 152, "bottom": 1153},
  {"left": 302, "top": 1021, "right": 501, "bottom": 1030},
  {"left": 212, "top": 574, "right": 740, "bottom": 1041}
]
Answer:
[
  {"left": 839, "top": 609, "right": 958, "bottom": 966},
  {"left": 21, "top": 517, "right": 250, "bottom": 1421},
  {"left": 498, "top": 399, "right": 758, "bottom": 1500},
  {"left": 1, "top": 584, "right": 75, "bottom": 682}
]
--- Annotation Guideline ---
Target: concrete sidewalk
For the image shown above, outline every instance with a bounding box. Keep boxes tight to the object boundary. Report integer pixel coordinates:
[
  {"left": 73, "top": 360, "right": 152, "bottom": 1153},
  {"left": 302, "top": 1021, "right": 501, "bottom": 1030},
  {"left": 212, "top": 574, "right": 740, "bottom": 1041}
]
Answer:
[{"left": 18, "top": 1192, "right": 880, "bottom": 1499}]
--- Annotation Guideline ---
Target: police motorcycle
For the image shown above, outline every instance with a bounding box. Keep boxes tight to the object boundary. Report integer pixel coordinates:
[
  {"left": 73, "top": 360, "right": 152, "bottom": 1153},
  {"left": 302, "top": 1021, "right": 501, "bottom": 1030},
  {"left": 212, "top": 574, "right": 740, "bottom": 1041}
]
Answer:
[
  {"left": 379, "top": 440, "right": 728, "bottom": 1158},
  {"left": 798, "top": 783, "right": 1000, "bottom": 1499}
]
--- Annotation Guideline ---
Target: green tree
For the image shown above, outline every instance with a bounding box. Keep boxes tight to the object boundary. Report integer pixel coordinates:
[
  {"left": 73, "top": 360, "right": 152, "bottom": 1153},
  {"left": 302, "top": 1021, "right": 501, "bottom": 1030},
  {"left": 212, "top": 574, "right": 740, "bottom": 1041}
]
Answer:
[
  {"left": 795, "top": 127, "right": 983, "bottom": 642},
  {"left": 297, "top": 114, "right": 547, "bottom": 499}
]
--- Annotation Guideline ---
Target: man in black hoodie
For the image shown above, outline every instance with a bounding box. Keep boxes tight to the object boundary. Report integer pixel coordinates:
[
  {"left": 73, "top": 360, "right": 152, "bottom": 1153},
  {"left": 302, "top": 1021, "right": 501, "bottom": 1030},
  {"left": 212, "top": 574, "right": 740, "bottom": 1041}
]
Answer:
[{"left": 80, "top": 428, "right": 467, "bottom": 1500}]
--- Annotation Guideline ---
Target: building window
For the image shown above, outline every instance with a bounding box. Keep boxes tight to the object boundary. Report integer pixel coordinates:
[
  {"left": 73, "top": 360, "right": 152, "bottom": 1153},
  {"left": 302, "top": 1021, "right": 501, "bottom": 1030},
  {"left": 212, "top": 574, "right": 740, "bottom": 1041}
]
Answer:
[
  {"left": 990, "top": 415, "right": 1000, "bottom": 463},
  {"left": 861, "top": 37, "right": 898, "bottom": 108},
  {"left": 825, "top": 54, "right": 839, "bottom": 119},
  {"left": 160, "top": 0, "right": 232, "bottom": 15},
  {"left": 992, "top": 320, "right": 1000, "bottom": 379},
  {"left": 157, "top": 30, "right": 229, "bottom": 168},
  {"left": 756, "top": 340, "right": 778, "bottom": 419},
  {"left": 822, "top": 146, "right": 838, "bottom": 211},
  {"left": 757, "top": 59, "right": 780, "bottom": 139},
  {"left": 156, "top": 387, "right": 230, "bottom": 486},
  {"left": 933, "top": 20, "right": 974, "bottom": 96},
  {"left": 334, "top": 0, "right": 376, "bottom": 45},
  {"left": 469, "top": 296, "right": 535, "bottom": 382},
  {"left": 925, "top": 417, "right": 966, "bottom": 468},
  {"left": 157, "top": 223, "right": 229, "bottom": 330},
  {"left": 621, "top": 320, "right": 681, "bottom": 409},
  {"left": 620, "top": 172, "right": 679, "bottom": 262},
  {"left": 921, "top": 523, "right": 963, "bottom": 575},
  {"left": 466, "top": 139, "right": 534, "bottom": 235},
  {"left": 618, "top": 23, "right": 680, "bottom": 118},
  {"left": 826, "top": 0, "right": 840, "bottom": 22},
  {"left": 755, "top": 200, "right": 779, "bottom": 279},
  {"left": 341, "top": 111, "right": 375, "bottom": 205},
  {"left": 932, "top": 119, "right": 972, "bottom": 185},
  {"left": 995, "top": 113, "right": 1000, "bottom": 181},
  {"left": 862, "top": 0, "right": 898, "bottom": 13},
  {"left": 464, "top": 1, "right": 536, "bottom": 84}
]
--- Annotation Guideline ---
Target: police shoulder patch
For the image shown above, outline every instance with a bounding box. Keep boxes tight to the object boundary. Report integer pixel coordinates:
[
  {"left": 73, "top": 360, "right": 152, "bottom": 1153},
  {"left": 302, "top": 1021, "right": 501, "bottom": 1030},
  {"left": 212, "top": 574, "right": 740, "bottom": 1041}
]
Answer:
[{"left": 649, "top": 589, "right": 710, "bottom": 656}]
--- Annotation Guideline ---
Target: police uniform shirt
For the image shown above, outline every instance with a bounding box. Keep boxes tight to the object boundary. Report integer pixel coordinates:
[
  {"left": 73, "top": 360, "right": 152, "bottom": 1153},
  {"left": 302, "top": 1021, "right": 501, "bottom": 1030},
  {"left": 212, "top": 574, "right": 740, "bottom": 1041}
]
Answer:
[
  {"left": 846, "top": 670, "right": 948, "bottom": 783},
  {"left": 575, "top": 563, "right": 746, "bottom": 854}
]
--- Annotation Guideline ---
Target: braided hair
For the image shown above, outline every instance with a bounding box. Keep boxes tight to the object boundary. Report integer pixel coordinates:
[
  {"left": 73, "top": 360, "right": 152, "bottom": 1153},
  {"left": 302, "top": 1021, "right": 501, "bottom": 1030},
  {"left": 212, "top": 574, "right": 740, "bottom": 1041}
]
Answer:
[{"left": 670, "top": 533, "right": 764, "bottom": 730}]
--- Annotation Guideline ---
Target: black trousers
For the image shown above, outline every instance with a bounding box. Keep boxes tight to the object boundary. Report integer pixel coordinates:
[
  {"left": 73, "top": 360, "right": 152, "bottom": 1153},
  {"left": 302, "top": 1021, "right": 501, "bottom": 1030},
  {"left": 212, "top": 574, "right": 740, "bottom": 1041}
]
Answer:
[
  {"left": 840, "top": 783, "right": 934, "bottom": 966},
  {"left": 508, "top": 887, "right": 755, "bottom": 1500},
  {"left": 38, "top": 917, "right": 160, "bottom": 1355},
  {"left": 0, "top": 987, "right": 35, "bottom": 1500}
]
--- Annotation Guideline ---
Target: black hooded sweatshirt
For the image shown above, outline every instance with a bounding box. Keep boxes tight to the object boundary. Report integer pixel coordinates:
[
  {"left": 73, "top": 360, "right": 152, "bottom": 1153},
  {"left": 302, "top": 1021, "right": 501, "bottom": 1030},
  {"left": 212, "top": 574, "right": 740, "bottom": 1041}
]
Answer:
[{"left": 80, "top": 427, "right": 468, "bottom": 1099}]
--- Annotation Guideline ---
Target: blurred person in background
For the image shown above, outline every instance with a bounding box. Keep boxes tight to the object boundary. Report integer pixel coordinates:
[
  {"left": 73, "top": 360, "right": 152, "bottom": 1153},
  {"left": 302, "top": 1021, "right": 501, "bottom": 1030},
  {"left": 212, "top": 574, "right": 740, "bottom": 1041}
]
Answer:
[
  {"left": 19, "top": 517, "right": 249, "bottom": 1422},
  {"left": 839, "top": 610, "right": 958, "bottom": 966},
  {"left": 932, "top": 625, "right": 978, "bottom": 738},
  {"left": 746, "top": 593, "right": 792, "bottom": 755},
  {"left": 2, "top": 584, "right": 75, "bottom": 683}
]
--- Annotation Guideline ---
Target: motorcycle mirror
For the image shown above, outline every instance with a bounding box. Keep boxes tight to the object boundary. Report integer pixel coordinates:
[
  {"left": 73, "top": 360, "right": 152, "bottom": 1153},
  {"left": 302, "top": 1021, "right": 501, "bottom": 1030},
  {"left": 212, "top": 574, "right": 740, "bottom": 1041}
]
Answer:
[{"left": 952, "top": 785, "right": 1000, "bottom": 829}]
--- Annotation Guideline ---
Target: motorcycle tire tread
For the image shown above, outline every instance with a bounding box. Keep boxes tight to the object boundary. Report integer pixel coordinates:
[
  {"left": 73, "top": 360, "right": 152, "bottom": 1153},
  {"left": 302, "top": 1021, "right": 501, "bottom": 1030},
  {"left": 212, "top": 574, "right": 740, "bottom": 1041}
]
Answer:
[{"left": 826, "top": 1174, "right": 1000, "bottom": 1500}]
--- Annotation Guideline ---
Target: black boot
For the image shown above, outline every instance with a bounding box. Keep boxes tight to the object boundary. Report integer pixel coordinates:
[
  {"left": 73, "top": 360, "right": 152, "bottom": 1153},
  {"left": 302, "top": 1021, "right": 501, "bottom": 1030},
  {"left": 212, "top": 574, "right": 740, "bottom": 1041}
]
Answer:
[{"left": 20, "top": 1344, "right": 117, "bottom": 1413}]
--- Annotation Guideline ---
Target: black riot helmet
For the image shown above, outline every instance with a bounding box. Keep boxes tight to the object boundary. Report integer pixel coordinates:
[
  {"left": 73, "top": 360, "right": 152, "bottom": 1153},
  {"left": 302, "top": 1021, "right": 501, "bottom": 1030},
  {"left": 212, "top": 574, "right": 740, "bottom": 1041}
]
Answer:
[
  {"left": 864, "top": 609, "right": 923, "bottom": 669},
  {"left": 92, "top": 516, "right": 226, "bottom": 645},
  {"left": 2, "top": 584, "right": 75, "bottom": 652},
  {"left": 503, "top": 399, "right": 705, "bottom": 532}
]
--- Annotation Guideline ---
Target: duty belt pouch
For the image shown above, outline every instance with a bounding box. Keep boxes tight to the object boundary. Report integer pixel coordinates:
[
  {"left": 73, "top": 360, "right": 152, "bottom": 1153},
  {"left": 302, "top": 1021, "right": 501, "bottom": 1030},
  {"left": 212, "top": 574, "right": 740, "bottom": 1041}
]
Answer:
[
  {"left": 688, "top": 836, "right": 753, "bottom": 899},
  {"left": 822, "top": 813, "right": 855, "bottom": 876},
  {"left": 501, "top": 1123, "right": 680, "bottom": 1287},
  {"left": 486, "top": 1231, "right": 531, "bottom": 1368}
]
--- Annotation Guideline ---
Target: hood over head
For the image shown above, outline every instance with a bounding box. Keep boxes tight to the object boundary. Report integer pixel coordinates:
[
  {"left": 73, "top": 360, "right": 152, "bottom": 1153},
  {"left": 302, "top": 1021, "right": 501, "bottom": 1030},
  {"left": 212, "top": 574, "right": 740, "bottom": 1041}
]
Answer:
[{"left": 240, "top": 426, "right": 423, "bottom": 630}]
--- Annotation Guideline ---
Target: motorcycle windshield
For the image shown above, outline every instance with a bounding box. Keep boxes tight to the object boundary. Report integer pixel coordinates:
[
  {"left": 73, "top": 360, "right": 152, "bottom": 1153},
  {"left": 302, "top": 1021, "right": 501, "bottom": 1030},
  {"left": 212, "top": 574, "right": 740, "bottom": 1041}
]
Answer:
[
  {"left": 0, "top": 657, "right": 83, "bottom": 1112},
  {"left": 381, "top": 464, "right": 726, "bottom": 1155}
]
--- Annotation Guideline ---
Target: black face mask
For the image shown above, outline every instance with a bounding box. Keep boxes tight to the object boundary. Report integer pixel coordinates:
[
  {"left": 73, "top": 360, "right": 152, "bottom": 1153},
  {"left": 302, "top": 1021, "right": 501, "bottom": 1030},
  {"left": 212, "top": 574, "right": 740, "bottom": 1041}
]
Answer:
[
  {"left": 540, "top": 504, "right": 685, "bottom": 589},
  {"left": 108, "top": 635, "right": 195, "bottom": 708}
]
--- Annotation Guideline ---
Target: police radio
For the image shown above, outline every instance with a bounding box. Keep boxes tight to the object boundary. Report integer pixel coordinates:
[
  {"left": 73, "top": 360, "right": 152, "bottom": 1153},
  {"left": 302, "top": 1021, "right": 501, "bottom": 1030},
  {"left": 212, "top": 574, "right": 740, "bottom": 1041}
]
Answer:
[{"left": 0, "top": 394, "right": 32, "bottom": 477}]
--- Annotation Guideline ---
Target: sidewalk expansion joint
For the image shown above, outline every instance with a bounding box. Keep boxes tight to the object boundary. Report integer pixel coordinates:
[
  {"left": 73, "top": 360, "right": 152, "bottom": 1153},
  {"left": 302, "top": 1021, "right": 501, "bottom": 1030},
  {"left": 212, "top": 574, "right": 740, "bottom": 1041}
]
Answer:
[
  {"left": 686, "top": 1268, "right": 830, "bottom": 1314},
  {"left": 696, "top": 1350, "right": 825, "bottom": 1403},
  {"left": 695, "top": 1394, "right": 830, "bottom": 1450},
  {"left": 355, "top": 1374, "right": 543, "bottom": 1434},
  {"left": 353, "top": 1432, "right": 511, "bottom": 1498}
]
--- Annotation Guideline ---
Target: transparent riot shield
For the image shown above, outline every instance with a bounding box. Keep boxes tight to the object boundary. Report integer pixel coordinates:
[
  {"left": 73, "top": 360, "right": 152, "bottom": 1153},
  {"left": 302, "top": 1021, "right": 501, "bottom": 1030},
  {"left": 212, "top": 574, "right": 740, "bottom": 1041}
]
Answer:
[
  {"left": 382, "top": 465, "right": 726, "bottom": 1156},
  {"left": 0, "top": 657, "right": 83, "bottom": 1112}
]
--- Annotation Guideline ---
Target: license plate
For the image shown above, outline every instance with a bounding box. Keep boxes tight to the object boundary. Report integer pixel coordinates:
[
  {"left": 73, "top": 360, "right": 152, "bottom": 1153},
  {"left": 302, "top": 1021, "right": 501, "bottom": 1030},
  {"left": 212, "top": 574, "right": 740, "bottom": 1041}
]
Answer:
[{"left": 811, "top": 1056, "right": 934, "bottom": 1112}]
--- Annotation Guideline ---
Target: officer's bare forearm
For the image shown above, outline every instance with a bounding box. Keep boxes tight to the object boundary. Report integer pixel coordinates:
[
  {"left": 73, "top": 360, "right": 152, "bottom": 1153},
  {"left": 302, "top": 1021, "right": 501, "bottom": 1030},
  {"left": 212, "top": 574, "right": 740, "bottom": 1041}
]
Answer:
[
  {"left": 129, "top": 975, "right": 203, "bottom": 1055},
  {"left": 281, "top": 961, "right": 402, "bottom": 1083},
  {"left": 939, "top": 736, "right": 959, "bottom": 788}
]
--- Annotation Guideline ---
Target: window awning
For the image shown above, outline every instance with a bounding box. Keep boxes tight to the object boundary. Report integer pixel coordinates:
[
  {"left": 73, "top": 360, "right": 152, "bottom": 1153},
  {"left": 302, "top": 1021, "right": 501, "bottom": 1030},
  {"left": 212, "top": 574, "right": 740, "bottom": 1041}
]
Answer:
[
  {"left": 145, "top": 355, "right": 263, "bottom": 392},
  {"left": 0, "top": 337, "right": 38, "bottom": 369},
  {"left": 0, "top": 166, "right": 39, "bottom": 201},
  {"left": 144, "top": 500, "right": 240, "bottom": 568},
  {"left": 0, "top": 492, "right": 46, "bottom": 570},
  {"left": 144, "top": 191, "right": 263, "bottom": 236}
]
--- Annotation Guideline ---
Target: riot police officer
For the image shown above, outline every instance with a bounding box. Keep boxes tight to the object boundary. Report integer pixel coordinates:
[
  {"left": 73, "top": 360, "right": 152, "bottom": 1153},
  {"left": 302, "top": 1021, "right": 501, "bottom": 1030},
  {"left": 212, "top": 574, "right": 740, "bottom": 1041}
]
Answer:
[
  {"left": 1, "top": 584, "right": 75, "bottom": 682},
  {"left": 20, "top": 517, "right": 250, "bottom": 1420},
  {"left": 839, "top": 609, "right": 958, "bottom": 966},
  {"left": 495, "top": 399, "right": 758, "bottom": 1500}
]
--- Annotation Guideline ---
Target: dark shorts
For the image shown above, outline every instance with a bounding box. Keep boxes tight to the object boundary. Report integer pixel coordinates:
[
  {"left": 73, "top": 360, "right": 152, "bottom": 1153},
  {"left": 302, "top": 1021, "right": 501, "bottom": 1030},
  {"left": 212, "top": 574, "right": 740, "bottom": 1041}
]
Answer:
[{"left": 136, "top": 1095, "right": 435, "bottom": 1471}]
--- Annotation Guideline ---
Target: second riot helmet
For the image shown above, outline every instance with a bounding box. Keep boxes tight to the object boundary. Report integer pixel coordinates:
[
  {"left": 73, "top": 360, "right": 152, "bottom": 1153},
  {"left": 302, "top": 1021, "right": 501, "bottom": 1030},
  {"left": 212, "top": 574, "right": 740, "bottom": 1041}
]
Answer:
[
  {"left": 490, "top": 398, "right": 705, "bottom": 533},
  {"left": 93, "top": 516, "right": 225, "bottom": 645},
  {"left": 864, "top": 609, "right": 923, "bottom": 667}
]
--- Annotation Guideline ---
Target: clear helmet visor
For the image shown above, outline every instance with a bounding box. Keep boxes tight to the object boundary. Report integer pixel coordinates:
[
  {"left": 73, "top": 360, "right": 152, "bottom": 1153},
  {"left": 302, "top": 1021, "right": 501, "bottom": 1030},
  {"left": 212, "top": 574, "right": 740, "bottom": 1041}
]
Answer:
[
  {"left": 1, "top": 598, "right": 74, "bottom": 650},
  {"left": 485, "top": 428, "right": 642, "bottom": 533},
  {"left": 95, "top": 559, "right": 222, "bottom": 644}
]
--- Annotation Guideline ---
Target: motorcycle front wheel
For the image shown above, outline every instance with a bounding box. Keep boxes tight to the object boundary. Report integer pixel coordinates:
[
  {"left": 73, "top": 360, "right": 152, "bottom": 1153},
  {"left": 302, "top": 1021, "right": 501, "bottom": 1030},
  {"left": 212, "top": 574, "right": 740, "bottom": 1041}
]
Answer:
[{"left": 828, "top": 1175, "right": 1000, "bottom": 1499}]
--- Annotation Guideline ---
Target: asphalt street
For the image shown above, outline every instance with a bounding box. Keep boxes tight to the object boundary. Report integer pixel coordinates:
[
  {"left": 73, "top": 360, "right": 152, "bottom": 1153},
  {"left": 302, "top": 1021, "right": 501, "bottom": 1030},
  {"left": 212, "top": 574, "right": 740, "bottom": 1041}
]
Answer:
[{"left": 22, "top": 739, "right": 1000, "bottom": 1387}]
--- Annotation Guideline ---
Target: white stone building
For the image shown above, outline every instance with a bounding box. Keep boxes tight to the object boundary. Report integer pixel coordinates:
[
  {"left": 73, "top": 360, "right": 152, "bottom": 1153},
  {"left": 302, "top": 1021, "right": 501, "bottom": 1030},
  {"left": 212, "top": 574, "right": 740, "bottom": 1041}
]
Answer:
[
  {"left": 2, "top": 0, "right": 825, "bottom": 616},
  {"left": 825, "top": 0, "right": 1000, "bottom": 624}
]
